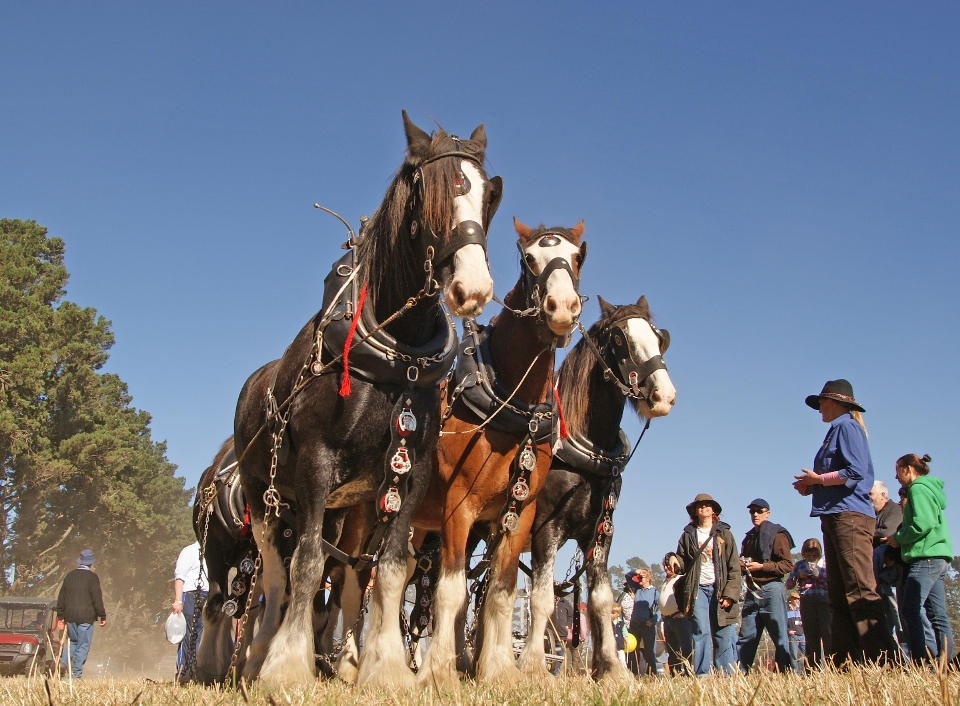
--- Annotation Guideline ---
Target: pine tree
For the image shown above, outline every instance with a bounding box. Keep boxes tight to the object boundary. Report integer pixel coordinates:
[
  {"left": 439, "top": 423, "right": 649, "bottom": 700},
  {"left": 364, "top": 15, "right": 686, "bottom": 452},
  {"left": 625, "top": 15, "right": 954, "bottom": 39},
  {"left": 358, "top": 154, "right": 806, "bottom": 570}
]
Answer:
[{"left": 0, "top": 219, "right": 194, "bottom": 662}]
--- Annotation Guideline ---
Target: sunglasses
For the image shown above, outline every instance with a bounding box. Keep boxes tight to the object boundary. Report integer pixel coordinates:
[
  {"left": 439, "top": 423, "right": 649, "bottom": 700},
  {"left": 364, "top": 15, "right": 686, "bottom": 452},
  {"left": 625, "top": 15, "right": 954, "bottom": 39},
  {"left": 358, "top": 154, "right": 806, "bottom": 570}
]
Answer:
[{"left": 748, "top": 508, "right": 768, "bottom": 515}]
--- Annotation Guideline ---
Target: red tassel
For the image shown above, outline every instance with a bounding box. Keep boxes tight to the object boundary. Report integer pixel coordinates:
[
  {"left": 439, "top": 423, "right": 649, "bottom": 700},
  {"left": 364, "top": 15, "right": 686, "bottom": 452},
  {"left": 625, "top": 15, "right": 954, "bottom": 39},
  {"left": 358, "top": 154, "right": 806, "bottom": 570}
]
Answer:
[
  {"left": 339, "top": 284, "right": 367, "bottom": 397},
  {"left": 553, "top": 381, "right": 568, "bottom": 439}
]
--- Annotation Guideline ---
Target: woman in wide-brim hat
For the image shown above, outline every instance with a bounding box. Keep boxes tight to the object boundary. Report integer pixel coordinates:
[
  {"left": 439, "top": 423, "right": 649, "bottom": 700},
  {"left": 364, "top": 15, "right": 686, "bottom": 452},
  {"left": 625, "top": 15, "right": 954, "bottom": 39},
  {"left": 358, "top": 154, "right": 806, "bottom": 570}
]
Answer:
[
  {"left": 674, "top": 493, "right": 741, "bottom": 675},
  {"left": 793, "top": 379, "right": 896, "bottom": 666}
]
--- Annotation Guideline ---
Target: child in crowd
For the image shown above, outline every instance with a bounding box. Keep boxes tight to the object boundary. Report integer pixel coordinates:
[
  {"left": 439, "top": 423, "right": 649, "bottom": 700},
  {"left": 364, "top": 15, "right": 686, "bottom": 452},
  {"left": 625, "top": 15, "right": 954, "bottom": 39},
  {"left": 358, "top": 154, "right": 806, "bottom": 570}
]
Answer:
[
  {"left": 786, "top": 538, "right": 830, "bottom": 667},
  {"left": 611, "top": 603, "right": 627, "bottom": 667}
]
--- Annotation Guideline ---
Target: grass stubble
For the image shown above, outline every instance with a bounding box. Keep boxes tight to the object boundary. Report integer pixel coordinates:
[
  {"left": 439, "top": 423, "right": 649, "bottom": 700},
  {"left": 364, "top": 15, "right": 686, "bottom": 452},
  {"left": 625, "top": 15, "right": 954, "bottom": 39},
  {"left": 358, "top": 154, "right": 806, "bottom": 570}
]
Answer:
[{"left": 1, "top": 663, "right": 958, "bottom": 706}]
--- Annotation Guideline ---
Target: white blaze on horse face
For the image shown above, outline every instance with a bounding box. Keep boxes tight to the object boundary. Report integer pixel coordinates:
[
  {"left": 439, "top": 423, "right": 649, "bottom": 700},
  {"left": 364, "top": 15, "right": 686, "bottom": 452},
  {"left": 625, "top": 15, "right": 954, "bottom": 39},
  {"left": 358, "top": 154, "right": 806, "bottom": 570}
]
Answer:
[
  {"left": 624, "top": 318, "right": 676, "bottom": 417},
  {"left": 522, "top": 236, "right": 582, "bottom": 336},
  {"left": 446, "top": 160, "right": 494, "bottom": 318}
]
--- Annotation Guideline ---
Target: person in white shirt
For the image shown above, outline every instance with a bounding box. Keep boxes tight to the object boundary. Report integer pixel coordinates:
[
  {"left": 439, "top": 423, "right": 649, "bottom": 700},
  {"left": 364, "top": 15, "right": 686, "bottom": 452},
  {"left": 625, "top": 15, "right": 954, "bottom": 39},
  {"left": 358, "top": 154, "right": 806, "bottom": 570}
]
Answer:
[{"left": 172, "top": 541, "right": 208, "bottom": 681}]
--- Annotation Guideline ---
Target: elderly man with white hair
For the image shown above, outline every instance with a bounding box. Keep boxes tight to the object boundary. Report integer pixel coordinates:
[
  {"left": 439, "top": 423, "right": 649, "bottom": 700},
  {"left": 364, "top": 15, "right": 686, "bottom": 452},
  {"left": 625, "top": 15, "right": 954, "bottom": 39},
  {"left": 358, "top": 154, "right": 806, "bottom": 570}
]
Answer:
[
  {"left": 870, "top": 481, "right": 903, "bottom": 547},
  {"left": 870, "top": 480, "right": 907, "bottom": 656}
]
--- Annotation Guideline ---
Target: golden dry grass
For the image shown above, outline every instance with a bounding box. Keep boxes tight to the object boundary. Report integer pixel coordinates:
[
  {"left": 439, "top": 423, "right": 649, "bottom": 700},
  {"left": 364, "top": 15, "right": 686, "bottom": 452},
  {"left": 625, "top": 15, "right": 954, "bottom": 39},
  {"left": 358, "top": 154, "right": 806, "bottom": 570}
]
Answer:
[{"left": 1, "top": 666, "right": 958, "bottom": 706}]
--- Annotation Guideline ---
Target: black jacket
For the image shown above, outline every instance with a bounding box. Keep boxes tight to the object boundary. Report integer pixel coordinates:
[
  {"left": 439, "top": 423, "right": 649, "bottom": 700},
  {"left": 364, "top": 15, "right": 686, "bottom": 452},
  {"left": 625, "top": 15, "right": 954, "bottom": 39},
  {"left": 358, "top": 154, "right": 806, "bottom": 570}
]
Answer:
[
  {"left": 56, "top": 568, "right": 106, "bottom": 624},
  {"left": 676, "top": 521, "right": 741, "bottom": 626}
]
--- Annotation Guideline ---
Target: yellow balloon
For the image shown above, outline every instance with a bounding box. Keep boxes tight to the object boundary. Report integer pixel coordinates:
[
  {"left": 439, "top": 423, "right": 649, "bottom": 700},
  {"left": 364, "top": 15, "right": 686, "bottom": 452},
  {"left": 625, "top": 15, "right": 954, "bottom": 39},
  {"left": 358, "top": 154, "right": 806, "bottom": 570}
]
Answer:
[{"left": 624, "top": 633, "right": 638, "bottom": 653}]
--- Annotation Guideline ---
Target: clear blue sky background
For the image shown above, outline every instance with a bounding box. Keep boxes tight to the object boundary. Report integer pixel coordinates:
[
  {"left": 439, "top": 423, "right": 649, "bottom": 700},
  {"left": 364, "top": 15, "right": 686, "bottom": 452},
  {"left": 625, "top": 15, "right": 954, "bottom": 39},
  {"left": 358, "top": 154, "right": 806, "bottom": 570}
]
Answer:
[{"left": 3, "top": 3, "right": 958, "bottom": 574}]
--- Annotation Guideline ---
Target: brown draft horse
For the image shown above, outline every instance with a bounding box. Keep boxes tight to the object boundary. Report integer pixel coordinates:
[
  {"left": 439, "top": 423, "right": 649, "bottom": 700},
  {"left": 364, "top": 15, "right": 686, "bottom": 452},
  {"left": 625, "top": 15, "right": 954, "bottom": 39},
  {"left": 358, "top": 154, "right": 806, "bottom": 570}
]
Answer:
[{"left": 413, "top": 219, "right": 587, "bottom": 687}]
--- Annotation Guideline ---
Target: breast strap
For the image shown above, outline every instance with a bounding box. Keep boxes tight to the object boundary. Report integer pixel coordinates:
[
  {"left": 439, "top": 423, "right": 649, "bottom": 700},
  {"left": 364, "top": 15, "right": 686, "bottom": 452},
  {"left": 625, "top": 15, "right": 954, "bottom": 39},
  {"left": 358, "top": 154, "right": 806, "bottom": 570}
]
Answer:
[
  {"left": 320, "top": 252, "right": 458, "bottom": 388},
  {"left": 452, "top": 322, "right": 555, "bottom": 441},
  {"left": 553, "top": 428, "right": 630, "bottom": 478}
]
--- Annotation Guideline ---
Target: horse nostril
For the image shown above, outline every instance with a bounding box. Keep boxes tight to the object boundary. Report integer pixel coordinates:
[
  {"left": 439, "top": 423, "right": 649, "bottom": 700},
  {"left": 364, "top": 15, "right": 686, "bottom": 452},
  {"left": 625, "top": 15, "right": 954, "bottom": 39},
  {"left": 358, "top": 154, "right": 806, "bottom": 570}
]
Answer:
[
  {"left": 544, "top": 296, "right": 557, "bottom": 313},
  {"left": 571, "top": 298, "right": 581, "bottom": 316},
  {"left": 650, "top": 390, "right": 662, "bottom": 404},
  {"left": 453, "top": 283, "right": 466, "bottom": 307}
]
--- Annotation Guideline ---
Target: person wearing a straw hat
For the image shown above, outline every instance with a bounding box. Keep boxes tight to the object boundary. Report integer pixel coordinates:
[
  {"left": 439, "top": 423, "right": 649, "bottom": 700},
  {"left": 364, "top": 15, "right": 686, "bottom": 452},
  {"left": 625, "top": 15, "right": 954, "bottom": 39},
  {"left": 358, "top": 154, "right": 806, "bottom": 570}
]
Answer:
[
  {"left": 675, "top": 493, "right": 741, "bottom": 675},
  {"left": 793, "top": 379, "right": 896, "bottom": 666},
  {"left": 55, "top": 549, "right": 106, "bottom": 678}
]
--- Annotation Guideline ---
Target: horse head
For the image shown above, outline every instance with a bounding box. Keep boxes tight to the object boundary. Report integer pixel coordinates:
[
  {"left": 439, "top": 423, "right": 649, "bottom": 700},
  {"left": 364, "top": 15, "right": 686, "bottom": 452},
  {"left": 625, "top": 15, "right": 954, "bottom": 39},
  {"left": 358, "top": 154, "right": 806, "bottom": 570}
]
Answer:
[
  {"left": 402, "top": 111, "right": 499, "bottom": 318},
  {"left": 596, "top": 295, "right": 676, "bottom": 417},
  {"left": 513, "top": 218, "right": 587, "bottom": 339}
]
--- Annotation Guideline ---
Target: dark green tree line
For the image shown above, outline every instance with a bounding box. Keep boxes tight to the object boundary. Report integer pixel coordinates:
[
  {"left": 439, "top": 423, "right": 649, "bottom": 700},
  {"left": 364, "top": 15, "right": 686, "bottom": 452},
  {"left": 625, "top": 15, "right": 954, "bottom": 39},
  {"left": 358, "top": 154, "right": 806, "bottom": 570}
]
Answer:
[{"left": 1, "top": 219, "right": 194, "bottom": 661}]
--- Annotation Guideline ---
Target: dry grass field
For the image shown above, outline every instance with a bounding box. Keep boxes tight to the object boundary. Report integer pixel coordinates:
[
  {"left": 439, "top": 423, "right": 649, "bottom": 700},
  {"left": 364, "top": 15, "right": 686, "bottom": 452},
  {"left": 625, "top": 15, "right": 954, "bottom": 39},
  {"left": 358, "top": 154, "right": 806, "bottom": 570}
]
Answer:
[{"left": 1, "top": 665, "right": 958, "bottom": 706}]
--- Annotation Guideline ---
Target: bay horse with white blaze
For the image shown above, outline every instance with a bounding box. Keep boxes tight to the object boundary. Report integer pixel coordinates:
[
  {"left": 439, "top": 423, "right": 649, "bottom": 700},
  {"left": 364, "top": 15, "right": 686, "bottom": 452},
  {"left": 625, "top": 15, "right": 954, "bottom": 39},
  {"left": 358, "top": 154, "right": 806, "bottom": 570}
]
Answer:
[
  {"left": 516, "top": 295, "right": 675, "bottom": 682},
  {"left": 414, "top": 219, "right": 587, "bottom": 687},
  {"left": 234, "top": 112, "right": 501, "bottom": 687}
]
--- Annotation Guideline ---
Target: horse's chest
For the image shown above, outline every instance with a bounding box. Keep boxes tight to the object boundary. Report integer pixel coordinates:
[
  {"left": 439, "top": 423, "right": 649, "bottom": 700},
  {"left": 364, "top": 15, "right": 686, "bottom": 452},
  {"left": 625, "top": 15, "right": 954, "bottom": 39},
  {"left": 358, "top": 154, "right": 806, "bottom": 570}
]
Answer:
[{"left": 326, "top": 476, "right": 380, "bottom": 508}]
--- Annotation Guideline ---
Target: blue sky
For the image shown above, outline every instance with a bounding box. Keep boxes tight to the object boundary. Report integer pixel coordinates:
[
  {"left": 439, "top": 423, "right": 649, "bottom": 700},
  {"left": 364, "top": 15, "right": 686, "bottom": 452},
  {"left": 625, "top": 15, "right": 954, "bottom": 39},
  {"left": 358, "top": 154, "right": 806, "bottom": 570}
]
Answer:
[{"left": 3, "top": 2, "right": 958, "bottom": 573}]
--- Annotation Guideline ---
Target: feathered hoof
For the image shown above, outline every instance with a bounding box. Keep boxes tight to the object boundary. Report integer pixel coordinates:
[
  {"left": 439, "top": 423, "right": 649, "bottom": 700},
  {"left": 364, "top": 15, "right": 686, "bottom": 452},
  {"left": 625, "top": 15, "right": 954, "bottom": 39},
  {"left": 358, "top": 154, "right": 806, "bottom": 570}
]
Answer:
[
  {"left": 595, "top": 660, "right": 634, "bottom": 686},
  {"left": 475, "top": 658, "right": 523, "bottom": 685},
  {"left": 259, "top": 647, "right": 316, "bottom": 686},
  {"left": 335, "top": 648, "right": 360, "bottom": 685},
  {"left": 358, "top": 653, "right": 417, "bottom": 690},
  {"left": 417, "top": 654, "right": 461, "bottom": 691},
  {"left": 516, "top": 651, "right": 553, "bottom": 680}
]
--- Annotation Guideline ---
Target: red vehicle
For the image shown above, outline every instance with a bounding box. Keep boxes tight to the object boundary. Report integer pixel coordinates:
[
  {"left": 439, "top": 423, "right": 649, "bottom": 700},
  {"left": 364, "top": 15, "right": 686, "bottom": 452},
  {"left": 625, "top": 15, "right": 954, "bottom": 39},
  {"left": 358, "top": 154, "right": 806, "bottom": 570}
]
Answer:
[{"left": 0, "top": 597, "right": 60, "bottom": 676}]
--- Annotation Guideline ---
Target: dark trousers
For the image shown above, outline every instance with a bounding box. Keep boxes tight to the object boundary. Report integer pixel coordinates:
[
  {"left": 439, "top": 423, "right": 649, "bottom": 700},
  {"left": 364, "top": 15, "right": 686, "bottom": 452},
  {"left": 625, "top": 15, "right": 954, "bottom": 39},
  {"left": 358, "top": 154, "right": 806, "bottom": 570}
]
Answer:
[
  {"left": 821, "top": 512, "right": 897, "bottom": 665},
  {"left": 177, "top": 590, "right": 207, "bottom": 680},
  {"left": 663, "top": 615, "right": 694, "bottom": 675},
  {"left": 799, "top": 595, "right": 831, "bottom": 667}
]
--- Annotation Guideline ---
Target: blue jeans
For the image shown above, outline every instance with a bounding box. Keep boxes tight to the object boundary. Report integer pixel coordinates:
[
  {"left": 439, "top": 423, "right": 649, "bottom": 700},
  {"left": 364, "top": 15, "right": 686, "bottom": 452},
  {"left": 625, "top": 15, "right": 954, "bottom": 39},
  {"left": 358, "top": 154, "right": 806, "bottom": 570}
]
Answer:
[
  {"left": 737, "top": 580, "right": 792, "bottom": 672},
  {"left": 60, "top": 623, "right": 94, "bottom": 678},
  {"left": 691, "top": 584, "right": 737, "bottom": 675},
  {"left": 177, "top": 590, "right": 206, "bottom": 679},
  {"left": 903, "top": 558, "right": 954, "bottom": 664}
]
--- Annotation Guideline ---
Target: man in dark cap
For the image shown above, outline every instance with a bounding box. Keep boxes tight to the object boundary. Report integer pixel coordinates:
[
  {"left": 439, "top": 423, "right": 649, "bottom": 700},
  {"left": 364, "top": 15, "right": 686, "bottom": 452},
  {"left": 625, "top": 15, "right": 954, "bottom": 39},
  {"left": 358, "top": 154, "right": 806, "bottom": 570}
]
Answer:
[
  {"left": 737, "top": 499, "right": 795, "bottom": 672},
  {"left": 55, "top": 549, "right": 106, "bottom": 678}
]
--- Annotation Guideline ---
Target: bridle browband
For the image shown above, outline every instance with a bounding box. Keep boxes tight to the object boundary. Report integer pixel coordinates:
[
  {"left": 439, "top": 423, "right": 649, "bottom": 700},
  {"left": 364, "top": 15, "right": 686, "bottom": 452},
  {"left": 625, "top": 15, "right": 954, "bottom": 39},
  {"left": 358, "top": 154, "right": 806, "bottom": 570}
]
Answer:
[
  {"left": 408, "top": 148, "right": 502, "bottom": 271},
  {"left": 576, "top": 313, "right": 669, "bottom": 402}
]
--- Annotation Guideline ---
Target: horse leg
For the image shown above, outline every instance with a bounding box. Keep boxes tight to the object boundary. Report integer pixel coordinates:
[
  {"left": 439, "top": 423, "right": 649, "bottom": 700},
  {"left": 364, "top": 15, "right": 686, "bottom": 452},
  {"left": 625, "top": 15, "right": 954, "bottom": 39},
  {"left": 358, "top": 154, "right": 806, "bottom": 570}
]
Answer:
[
  {"left": 318, "top": 568, "right": 342, "bottom": 655},
  {"left": 516, "top": 533, "right": 557, "bottom": 678},
  {"left": 259, "top": 475, "right": 332, "bottom": 685},
  {"left": 239, "top": 516, "right": 286, "bottom": 680},
  {"left": 195, "top": 571, "right": 233, "bottom": 682},
  {"left": 585, "top": 553, "right": 631, "bottom": 684},
  {"left": 333, "top": 565, "right": 364, "bottom": 683},
  {"left": 417, "top": 510, "right": 472, "bottom": 689},
  {"left": 474, "top": 506, "right": 535, "bottom": 684}
]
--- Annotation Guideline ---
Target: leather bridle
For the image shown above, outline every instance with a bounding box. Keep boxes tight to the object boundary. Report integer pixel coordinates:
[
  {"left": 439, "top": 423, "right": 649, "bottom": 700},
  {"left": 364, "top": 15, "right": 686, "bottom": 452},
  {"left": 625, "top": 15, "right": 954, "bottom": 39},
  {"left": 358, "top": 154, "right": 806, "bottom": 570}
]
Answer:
[
  {"left": 408, "top": 149, "right": 502, "bottom": 271},
  {"left": 577, "top": 315, "right": 669, "bottom": 402}
]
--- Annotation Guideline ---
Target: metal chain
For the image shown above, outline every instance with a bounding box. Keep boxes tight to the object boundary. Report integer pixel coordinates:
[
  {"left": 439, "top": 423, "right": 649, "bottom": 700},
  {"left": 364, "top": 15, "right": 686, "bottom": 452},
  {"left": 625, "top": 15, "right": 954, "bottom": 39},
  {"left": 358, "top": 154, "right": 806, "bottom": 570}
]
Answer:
[
  {"left": 185, "top": 499, "right": 213, "bottom": 682},
  {"left": 315, "top": 577, "right": 373, "bottom": 673},
  {"left": 227, "top": 550, "right": 262, "bottom": 685}
]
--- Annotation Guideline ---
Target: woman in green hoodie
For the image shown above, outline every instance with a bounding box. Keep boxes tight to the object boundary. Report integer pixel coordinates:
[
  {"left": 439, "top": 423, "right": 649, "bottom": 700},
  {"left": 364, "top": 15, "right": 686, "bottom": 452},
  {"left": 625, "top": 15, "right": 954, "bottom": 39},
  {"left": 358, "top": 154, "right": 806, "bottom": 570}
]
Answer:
[{"left": 889, "top": 453, "right": 954, "bottom": 664}]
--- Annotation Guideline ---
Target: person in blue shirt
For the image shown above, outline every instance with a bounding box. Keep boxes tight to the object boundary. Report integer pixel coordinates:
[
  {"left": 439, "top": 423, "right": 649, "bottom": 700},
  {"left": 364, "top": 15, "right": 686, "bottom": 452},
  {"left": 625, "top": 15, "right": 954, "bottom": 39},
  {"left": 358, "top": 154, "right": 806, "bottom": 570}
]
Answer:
[
  {"left": 627, "top": 569, "right": 660, "bottom": 675},
  {"left": 793, "top": 379, "right": 897, "bottom": 666}
]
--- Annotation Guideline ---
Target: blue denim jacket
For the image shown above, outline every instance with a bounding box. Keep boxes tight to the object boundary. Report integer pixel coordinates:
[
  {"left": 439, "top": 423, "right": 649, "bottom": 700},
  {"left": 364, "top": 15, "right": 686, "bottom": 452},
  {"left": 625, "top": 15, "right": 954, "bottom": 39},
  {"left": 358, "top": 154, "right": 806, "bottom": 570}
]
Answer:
[{"left": 810, "top": 413, "right": 875, "bottom": 518}]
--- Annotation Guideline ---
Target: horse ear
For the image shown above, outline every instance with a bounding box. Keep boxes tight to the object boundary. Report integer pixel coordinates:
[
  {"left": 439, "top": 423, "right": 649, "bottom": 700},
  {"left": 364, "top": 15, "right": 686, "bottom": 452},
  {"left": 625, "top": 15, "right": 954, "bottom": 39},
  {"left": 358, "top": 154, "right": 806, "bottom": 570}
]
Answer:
[
  {"left": 569, "top": 219, "right": 585, "bottom": 239},
  {"left": 513, "top": 217, "right": 532, "bottom": 239},
  {"left": 597, "top": 295, "right": 617, "bottom": 318},
  {"left": 636, "top": 294, "right": 648, "bottom": 308},
  {"left": 469, "top": 123, "right": 487, "bottom": 151},
  {"left": 402, "top": 110, "right": 432, "bottom": 160},
  {"left": 578, "top": 241, "right": 587, "bottom": 268}
]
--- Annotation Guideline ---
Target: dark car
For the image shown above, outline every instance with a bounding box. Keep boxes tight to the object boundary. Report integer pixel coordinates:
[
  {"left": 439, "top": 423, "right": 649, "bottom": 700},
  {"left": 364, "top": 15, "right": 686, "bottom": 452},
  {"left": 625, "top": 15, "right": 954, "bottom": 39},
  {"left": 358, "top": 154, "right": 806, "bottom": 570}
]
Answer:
[{"left": 0, "top": 597, "right": 60, "bottom": 676}]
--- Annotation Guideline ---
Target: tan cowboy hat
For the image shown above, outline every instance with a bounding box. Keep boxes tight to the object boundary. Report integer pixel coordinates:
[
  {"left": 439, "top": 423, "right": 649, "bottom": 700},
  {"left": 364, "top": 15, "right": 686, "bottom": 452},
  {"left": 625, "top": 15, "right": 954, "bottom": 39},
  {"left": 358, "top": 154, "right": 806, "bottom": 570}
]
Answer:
[{"left": 686, "top": 493, "right": 722, "bottom": 517}]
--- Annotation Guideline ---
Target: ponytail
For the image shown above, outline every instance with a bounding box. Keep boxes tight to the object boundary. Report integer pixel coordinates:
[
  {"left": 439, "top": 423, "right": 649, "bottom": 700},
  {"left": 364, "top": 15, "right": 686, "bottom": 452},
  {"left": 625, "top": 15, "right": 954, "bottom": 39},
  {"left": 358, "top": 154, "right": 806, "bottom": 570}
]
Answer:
[{"left": 850, "top": 409, "right": 868, "bottom": 437}]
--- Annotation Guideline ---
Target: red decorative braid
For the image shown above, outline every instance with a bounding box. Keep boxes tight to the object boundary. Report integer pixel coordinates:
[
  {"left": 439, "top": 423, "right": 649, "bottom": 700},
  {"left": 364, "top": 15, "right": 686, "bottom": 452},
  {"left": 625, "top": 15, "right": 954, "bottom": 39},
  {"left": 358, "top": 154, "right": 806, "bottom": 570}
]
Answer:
[
  {"left": 553, "top": 381, "right": 568, "bottom": 439},
  {"left": 339, "top": 284, "right": 367, "bottom": 398}
]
